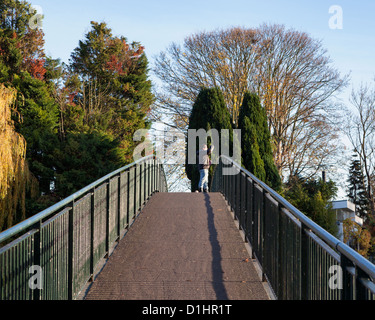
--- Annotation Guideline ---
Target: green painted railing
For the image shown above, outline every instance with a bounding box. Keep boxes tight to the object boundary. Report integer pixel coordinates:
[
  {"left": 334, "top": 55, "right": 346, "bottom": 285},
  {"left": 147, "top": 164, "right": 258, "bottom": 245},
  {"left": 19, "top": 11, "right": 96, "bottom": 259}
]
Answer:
[
  {"left": 212, "top": 155, "right": 375, "bottom": 300},
  {"left": 0, "top": 155, "right": 167, "bottom": 300}
]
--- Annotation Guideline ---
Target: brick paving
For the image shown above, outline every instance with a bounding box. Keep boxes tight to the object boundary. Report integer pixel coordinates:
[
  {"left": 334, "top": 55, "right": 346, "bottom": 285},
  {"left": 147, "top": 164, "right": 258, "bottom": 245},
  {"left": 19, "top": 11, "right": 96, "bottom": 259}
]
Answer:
[{"left": 84, "top": 192, "right": 270, "bottom": 300}]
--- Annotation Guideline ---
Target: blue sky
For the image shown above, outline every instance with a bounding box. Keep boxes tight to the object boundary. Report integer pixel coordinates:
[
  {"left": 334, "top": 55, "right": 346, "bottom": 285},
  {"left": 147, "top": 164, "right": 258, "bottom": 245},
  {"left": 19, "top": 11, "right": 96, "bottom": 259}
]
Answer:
[
  {"left": 35, "top": 0, "right": 375, "bottom": 94},
  {"left": 31, "top": 0, "right": 375, "bottom": 195}
]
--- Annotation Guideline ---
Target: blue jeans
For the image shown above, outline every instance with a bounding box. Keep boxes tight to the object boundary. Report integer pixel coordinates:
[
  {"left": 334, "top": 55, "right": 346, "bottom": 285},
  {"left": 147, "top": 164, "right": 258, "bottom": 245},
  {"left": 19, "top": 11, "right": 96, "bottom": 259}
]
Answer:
[{"left": 198, "top": 169, "right": 209, "bottom": 191}]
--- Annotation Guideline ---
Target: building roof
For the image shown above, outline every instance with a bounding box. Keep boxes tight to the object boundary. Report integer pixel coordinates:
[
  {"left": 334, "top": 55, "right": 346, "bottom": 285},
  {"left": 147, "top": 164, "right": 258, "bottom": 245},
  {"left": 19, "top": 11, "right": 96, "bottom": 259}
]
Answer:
[{"left": 331, "top": 200, "right": 356, "bottom": 213}]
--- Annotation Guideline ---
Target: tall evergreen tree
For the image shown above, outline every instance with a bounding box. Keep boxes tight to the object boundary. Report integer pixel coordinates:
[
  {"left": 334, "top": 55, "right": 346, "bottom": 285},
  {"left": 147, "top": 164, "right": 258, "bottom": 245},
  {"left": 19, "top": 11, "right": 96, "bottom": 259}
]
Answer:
[
  {"left": 347, "top": 153, "right": 369, "bottom": 218},
  {"left": 186, "top": 87, "right": 233, "bottom": 191},
  {"left": 68, "top": 21, "right": 153, "bottom": 163},
  {"left": 238, "top": 92, "right": 281, "bottom": 191},
  {"left": 51, "top": 21, "right": 154, "bottom": 197}
]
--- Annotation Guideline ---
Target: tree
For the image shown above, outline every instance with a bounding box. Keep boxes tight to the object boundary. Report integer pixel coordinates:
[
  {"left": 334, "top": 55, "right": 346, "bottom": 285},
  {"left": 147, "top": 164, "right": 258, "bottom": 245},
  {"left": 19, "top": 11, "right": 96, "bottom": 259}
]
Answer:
[
  {"left": 284, "top": 175, "right": 338, "bottom": 236},
  {"left": 253, "top": 24, "right": 348, "bottom": 178},
  {"left": 153, "top": 24, "right": 348, "bottom": 181},
  {"left": 238, "top": 92, "right": 281, "bottom": 190},
  {"left": 0, "top": 0, "right": 58, "bottom": 202},
  {"left": 347, "top": 153, "right": 369, "bottom": 218},
  {"left": 185, "top": 87, "right": 232, "bottom": 191},
  {"left": 0, "top": 0, "right": 46, "bottom": 81},
  {"left": 51, "top": 132, "right": 124, "bottom": 198},
  {"left": 343, "top": 218, "right": 372, "bottom": 258},
  {"left": 12, "top": 71, "right": 59, "bottom": 194},
  {"left": 40, "top": 21, "right": 154, "bottom": 199},
  {"left": 153, "top": 27, "right": 258, "bottom": 129},
  {"left": 345, "top": 82, "right": 375, "bottom": 220},
  {"left": 68, "top": 21, "right": 153, "bottom": 163},
  {"left": 0, "top": 84, "right": 38, "bottom": 231}
]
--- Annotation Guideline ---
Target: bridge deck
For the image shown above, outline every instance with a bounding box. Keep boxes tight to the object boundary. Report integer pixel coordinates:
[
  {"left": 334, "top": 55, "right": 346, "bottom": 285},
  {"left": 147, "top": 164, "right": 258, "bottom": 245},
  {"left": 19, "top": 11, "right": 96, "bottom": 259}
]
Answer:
[{"left": 83, "top": 192, "right": 270, "bottom": 300}]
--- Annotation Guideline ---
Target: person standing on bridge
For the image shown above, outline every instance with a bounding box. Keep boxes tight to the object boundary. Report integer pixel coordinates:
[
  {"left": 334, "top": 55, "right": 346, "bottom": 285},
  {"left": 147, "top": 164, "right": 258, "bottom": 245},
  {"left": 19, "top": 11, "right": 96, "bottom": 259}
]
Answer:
[{"left": 196, "top": 144, "right": 214, "bottom": 192}]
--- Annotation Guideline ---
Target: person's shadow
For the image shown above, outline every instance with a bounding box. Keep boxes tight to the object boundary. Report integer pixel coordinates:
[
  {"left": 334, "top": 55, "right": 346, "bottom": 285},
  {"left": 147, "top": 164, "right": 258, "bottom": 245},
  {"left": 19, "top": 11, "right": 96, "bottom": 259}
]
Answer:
[{"left": 204, "top": 193, "right": 229, "bottom": 300}]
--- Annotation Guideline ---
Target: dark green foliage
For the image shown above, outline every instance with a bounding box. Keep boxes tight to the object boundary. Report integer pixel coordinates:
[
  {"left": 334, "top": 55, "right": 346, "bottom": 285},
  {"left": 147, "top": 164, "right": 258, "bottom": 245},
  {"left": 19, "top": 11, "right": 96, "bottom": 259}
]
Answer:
[
  {"left": 53, "top": 132, "right": 124, "bottom": 198},
  {"left": 238, "top": 92, "right": 281, "bottom": 191},
  {"left": 11, "top": 71, "right": 59, "bottom": 195},
  {"left": 347, "top": 153, "right": 369, "bottom": 218},
  {"left": 68, "top": 21, "right": 153, "bottom": 163},
  {"left": 52, "top": 21, "right": 153, "bottom": 199},
  {"left": 186, "top": 87, "right": 233, "bottom": 191},
  {"left": 285, "top": 175, "right": 338, "bottom": 236}
]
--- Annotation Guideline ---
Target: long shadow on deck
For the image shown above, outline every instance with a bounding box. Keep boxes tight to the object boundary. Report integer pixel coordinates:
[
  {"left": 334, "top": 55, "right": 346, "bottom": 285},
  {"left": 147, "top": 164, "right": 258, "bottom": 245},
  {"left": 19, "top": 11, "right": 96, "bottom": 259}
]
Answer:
[{"left": 204, "top": 192, "right": 229, "bottom": 299}]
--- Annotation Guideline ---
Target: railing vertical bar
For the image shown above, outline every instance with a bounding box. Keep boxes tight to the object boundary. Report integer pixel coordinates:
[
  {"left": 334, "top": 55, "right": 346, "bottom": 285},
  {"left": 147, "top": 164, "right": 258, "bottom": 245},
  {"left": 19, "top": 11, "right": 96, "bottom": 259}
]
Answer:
[
  {"left": 356, "top": 268, "right": 370, "bottom": 300},
  {"left": 117, "top": 173, "right": 121, "bottom": 240},
  {"left": 125, "top": 170, "right": 129, "bottom": 229},
  {"left": 300, "top": 224, "right": 309, "bottom": 300},
  {"left": 341, "top": 254, "right": 353, "bottom": 300},
  {"left": 89, "top": 190, "right": 95, "bottom": 280},
  {"left": 67, "top": 201, "right": 74, "bottom": 300},
  {"left": 32, "top": 220, "right": 41, "bottom": 300},
  {"left": 278, "top": 205, "right": 284, "bottom": 300},
  {"left": 105, "top": 180, "right": 110, "bottom": 257}
]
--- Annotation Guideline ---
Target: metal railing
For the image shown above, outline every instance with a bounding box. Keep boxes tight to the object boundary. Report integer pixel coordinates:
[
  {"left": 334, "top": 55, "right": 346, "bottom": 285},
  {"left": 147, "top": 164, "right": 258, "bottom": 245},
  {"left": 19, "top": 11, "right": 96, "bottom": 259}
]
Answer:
[
  {"left": 0, "top": 155, "right": 167, "bottom": 300},
  {"left": 212, "top": 155, "right": 375, "bottom": 300}
]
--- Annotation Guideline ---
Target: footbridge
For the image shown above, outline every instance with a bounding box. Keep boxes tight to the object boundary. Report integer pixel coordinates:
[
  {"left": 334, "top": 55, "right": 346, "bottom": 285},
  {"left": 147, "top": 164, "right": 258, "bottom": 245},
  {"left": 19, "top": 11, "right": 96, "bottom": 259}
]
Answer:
[{"left": 1, "top": 155, "right": 375, "bottom": 300}]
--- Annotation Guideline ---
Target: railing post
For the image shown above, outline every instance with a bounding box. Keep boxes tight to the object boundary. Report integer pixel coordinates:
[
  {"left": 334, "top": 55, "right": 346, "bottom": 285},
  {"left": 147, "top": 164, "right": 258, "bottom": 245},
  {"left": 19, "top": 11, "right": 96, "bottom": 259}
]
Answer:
[
  {"left": 32, "top": 220, "right": 42, "bottom": 300},
  {"left": 236, "top": 172, "right": 241, "bottom": 222},
  {"left": 89, "top": 190, "right": 95, "bottom": 281},
  {"left": 230, "top": 164, "right": 235, "bottom": 211},
  {"left": 301, "top": 223, "right": 310, "bottom": 300},
  {"left": 134, "top": 165, "right": 138, "bottom": 215},
  {"left": 117, "top": 173, "right": 121, "bottom": 240},
  {"left": 105, "top": 180, "right": 110, "bottom": 257},
  {"left": 67, "top": 201, "right": 74, "bottom": 300},
  {"left": 356, "top": 268, "right": 370, "bottom": 300},
  {"left": 341, "top": 253, "right": 355, "bottom": 300},
  {"left": 140, "top": 163, "right": 143, "bottom": 210},
  {"left": 250, "top": 179, "right": 255, "bottom": 258},
  {"left": 277, "top": 204, "right": 284, "bottom": 300},
  {"left": 126, "top": 169, "right": 130, "bottom": 227},
  {"left": 149, "top": 160, "right": 151, "bottom": 197},
  {"left": 156, "top": 162, "right": 160, "bottom": 191},
  {"left": 260, "top": 189, "right": 266, "bottom": 282},
  {"left": 240, "top": 172, "right": 246, "bottom": 234},
  {"left": 153, "top": 160, "right": 155, "bottom": 192}
]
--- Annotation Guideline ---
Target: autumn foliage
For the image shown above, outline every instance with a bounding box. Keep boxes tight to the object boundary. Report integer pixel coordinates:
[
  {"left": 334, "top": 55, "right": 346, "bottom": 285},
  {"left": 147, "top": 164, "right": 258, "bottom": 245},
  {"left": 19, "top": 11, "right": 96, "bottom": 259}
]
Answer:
[{"left": 0, "top": 84, "right": 38, "bottom": 231}]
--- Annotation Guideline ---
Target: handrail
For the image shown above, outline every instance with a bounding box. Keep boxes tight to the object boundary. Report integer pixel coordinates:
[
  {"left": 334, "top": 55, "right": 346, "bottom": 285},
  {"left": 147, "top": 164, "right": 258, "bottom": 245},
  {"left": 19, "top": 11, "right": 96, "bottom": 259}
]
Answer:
[
  {"left": 0, "top": 155, "right": 154, "bottom": 243},
  {"left": 220, "top": 155, "right": 375, "bottom": 280},
  {"left": 0, "top": 155, "right": 168, "bottom": 300},
  {"left": 213, "top": 155, "right": 375, "bottom": 300}
]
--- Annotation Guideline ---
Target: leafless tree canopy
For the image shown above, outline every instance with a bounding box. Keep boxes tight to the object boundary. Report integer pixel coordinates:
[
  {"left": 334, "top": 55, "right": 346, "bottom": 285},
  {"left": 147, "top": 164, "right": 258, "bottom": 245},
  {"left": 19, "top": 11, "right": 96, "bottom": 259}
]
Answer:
[
  {"left": 152, "top": 27, "right": 258, "bottom": 130},
  {"left": 345, "top": 82, "right": 375, "bottom": 215},
  {"left": 152, "top": 23, "right": 349, "bottom": 180}
]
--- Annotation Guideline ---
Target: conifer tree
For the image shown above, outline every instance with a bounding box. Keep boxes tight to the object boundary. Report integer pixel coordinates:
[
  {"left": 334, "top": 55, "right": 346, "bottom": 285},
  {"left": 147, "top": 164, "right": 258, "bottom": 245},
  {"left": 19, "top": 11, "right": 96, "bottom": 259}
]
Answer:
[
  {"left": 186, "top": 87, "right": 232, "bottom": 191},
  {"left": 285, "top": 175, "right": 338, "bottom": 236},
  {"left": 347, "top": 153, "right": 369, "bottom": 218},
  {"left": 238, "top": 92, "right": 281, "bottom": 191},
  {"left": 68, "top": 21, "right": 153, "bottom": 163},
  {"left": 49, "top": 21, "right": 154, "bottom": 197}
]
